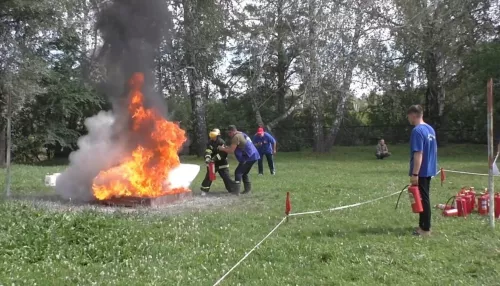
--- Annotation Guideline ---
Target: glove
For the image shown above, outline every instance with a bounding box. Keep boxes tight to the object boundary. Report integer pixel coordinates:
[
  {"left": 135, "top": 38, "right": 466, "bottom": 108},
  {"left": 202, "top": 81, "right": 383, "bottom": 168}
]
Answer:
[{"left": 205, "top": 157, "right": 211, "bottom": 164}]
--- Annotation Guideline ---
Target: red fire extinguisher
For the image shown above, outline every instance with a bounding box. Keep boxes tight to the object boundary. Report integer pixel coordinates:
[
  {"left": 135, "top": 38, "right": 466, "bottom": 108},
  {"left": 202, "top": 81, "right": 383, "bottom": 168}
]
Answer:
[
  {"left": 443, "top": 209, "right": 458, "bottom": 217},
  {"left": 468, "top": 189, "right": 476, "bottom": 211},
  {"left": 463, "top": 194, "right": 474, "bottom": 214},
  {"left": 439, "top": 196, "right": 456, "bottom": 213},
  {"left": 440, "top": 196, "right": 458, "bottom": 217},
  {"left": 208, "top": 161, "right": 216, "bottom": 181},
  {"left": 456, "top": 196, "right": 468, "bottom": 217},
  {"left": 395, "top": 185, "right": 423, "bottom": 213},
  {"left": 495, "top": 193, "right": 500, "bottom": 218},
  {"left": 478, "top": 193, "right": 489, "bottom": 215}
]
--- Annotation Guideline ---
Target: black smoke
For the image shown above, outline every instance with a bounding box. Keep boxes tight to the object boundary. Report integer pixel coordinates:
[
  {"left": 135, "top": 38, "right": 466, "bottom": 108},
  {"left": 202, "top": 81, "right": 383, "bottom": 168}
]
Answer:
[
  {"left": 55, "top": 0, "right": 172, "bottom": 201},
  {"left": 96, "top": 0, "right": 172, "bottom": 116}
]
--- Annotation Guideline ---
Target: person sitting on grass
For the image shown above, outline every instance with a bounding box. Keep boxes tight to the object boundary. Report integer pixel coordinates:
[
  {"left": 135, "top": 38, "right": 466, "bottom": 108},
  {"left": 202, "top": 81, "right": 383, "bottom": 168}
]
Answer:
[{"left": 376, "top": 139, "right": 391, "bottom": 159}]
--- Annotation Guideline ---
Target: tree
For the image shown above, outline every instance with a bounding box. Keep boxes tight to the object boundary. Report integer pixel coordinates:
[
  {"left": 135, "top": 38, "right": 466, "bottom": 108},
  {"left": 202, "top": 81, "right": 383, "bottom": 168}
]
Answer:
[
  {"left": 385, "top": 0, "right": 495, "bottom": 145},
  {"left": 177, "top": 0, "right": 229, "bottom": 156},
  {"left": 0, "top": 0, "right": 66, "bottom": 194}
]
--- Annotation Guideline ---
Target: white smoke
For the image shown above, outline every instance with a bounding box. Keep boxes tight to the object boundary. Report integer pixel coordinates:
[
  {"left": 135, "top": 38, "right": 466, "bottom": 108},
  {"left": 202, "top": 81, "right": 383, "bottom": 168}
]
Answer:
[
  {"left": 54, "top": 111, "right": 201, "bottom": 202},
  {"left": 55, "top": 111, "right": 127, "bottom": 202}
]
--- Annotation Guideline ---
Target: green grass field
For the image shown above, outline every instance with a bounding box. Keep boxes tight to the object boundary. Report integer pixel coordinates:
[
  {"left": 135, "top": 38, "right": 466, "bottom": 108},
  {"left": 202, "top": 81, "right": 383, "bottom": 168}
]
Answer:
[{"left": 1, "top": 144, "right": 499, "bottom": 285}]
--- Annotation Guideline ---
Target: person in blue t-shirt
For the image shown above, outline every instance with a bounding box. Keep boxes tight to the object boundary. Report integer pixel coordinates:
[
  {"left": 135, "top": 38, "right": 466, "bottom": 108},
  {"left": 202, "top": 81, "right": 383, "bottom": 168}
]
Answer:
[
  {"left": 407, "top": 105, "right": 438, "bottom": 237},
  {"left": 253, "top": 127, "right": 277, "bottom": 175}
]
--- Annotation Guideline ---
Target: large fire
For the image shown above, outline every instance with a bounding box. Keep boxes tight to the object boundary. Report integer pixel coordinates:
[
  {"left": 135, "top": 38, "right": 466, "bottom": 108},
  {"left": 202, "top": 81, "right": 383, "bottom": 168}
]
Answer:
[{"left": 92, "top": 72, "right": 188, "bottom": 200}]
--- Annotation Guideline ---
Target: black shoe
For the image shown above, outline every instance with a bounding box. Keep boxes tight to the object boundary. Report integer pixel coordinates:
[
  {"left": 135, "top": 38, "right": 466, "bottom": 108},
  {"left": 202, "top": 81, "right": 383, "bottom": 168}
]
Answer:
[
  {"left": 271, "top": 171, "right": 276, "bottom": 175},
  {"left": 242, "top": 182, "right": 252, "bottom": 194}
]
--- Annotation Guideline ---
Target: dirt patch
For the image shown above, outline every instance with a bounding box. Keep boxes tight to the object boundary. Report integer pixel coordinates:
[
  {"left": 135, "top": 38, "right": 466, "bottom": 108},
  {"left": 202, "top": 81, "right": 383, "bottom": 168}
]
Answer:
[{"left": 8, "top": 191, "right": 243, "bottom": 216}]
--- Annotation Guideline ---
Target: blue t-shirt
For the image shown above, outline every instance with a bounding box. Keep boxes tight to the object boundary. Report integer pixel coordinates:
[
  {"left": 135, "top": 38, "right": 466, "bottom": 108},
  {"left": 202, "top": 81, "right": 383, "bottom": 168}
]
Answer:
[
  {"left": 409, "top": 123, "right": 438, "bottom": 177},
  {"left": 252, "top": 132, "right": 276, "bottom": 154}
]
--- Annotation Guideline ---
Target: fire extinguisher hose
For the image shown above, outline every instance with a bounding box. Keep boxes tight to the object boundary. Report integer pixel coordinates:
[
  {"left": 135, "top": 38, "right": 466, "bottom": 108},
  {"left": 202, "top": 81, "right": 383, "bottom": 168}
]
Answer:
[
  {"left": 394, "top": 185, "right": 410, "bottom": 210},
  {"left": 444, "top": 195, "right": 455, "bottom": 209}
]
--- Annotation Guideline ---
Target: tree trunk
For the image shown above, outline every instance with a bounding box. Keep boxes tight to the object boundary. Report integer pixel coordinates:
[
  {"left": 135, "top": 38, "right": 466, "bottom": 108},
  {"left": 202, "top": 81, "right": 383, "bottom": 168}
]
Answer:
[
  {"left": 324, "top": 10, "right": 363, "bottom": 151},
  {"left": 276, "top": 0, "right": 286, "bottom": 115},
  {"left": 249, "top": 44, "right": 266, "bottom": 128},
  {"left": 183, "top": 0, "right": 207, "bottom": 156},
  {"left": 0, "top": 123, "right": 6, "bottom": 168},
  {"left": 423, "top": 47, "right": 447, "bottom": 146},
  {"left": 250, "top": 95, "right": 265, "bottom": 127},
  {"left": 308, "top": 0, "right": 324, "bottom": 152},
  {"left": 4, "top": 93, "right": 12, "bottom": 197},
  {"left": 421, "top": 5, "right": 447, "bottom": 146}
]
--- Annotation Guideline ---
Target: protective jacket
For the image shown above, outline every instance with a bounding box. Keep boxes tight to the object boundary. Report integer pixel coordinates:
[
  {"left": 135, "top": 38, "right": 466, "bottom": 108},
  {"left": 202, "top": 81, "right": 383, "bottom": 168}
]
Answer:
[{"left": 205, "top": 137, "right": 229, "bottom": 169}]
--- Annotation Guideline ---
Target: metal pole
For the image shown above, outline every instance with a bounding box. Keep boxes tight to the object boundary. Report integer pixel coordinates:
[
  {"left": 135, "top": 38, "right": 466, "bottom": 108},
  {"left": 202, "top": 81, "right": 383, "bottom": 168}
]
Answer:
[{"left": 487, "top": 78, "right": 495, "bottom": 228}]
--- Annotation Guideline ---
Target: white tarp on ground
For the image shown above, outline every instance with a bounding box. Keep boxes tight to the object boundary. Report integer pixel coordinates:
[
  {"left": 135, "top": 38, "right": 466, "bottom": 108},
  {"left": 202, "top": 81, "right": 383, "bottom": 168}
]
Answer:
[
  {"left": 45, "top": 163, "right": 200, "bottom": 190},
  {"left": 493, "top": 154, "right": 500, "bottom": 176}
]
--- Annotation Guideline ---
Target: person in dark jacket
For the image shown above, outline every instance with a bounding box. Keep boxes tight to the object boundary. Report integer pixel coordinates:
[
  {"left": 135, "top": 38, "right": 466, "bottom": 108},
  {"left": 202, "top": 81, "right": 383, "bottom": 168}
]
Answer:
[
  {"left": 253, "top": 127, "right": 277, "bottom": 175},
  {"left": 218, "top": 125, "right": 260, "bottom": 195},
  {"left": 200, "top": 128, "right": 232, "bottom": 195}
]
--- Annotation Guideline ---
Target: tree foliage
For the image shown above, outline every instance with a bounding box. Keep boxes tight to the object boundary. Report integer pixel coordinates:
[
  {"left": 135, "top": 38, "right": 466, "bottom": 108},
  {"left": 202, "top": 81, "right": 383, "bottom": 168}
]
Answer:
[{"left": 0, "top": 0, "right": 499, "bottom": 163}]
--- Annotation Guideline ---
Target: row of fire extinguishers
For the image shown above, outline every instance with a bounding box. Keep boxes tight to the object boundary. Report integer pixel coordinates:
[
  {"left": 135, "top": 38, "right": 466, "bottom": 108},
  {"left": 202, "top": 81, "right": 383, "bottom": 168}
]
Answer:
[
  {"left": 395, "top": 185, "right": 500, "bottom": 218},
  {"left": 436, "top": 187, "right": 500, "bottom": 218}
]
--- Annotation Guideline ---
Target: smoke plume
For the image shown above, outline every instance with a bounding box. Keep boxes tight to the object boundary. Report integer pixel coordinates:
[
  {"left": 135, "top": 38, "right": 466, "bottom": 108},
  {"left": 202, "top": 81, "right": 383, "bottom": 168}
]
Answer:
[{"left": 55, "top": 0, "right": 172, "bottom": 201}]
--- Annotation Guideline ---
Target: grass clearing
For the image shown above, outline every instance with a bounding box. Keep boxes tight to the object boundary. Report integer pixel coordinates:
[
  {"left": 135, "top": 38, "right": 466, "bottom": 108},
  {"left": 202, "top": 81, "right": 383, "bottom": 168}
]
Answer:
[{"left": 0, "top": 144, "right": 499, "bottom": 285}]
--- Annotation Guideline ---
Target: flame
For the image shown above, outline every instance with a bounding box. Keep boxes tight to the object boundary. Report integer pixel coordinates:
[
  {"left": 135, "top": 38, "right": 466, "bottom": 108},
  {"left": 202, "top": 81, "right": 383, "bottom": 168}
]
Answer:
[{"left": 92, "top": 72, "right": 187, "bottom": 200}]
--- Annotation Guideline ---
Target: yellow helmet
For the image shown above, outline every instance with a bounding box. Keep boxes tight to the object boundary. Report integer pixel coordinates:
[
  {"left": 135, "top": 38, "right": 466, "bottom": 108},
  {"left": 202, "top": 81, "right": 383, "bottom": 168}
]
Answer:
[{"left": 209, "top": 128, "right": 220, "bottom": 139}]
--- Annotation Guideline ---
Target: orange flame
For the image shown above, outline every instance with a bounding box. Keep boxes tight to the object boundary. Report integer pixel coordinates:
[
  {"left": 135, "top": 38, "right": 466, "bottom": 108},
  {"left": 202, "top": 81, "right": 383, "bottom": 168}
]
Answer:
[{"left": 92, "top": 72, "right": 187, "bottom": 200}]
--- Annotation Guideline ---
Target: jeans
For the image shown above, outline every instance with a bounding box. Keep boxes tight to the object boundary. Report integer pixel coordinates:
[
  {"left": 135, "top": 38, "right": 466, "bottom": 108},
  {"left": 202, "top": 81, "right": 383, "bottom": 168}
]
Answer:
[
  {"left": 234, "top": 160, "right": 257, "bottom": 183},
  {"left": 258, "top": 153, "right": 275, "bottom": 174}
]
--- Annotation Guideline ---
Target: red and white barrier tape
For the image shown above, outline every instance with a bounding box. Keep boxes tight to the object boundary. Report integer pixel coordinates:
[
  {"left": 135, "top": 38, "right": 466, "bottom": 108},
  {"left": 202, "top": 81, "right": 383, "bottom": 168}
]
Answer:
[
  {"left": 212, "top": 190, "right": 401, "bottom": 285},
  {"left": 442, "top": 169, "right": 490, "bottom": 176},
  {"left": 289, "top": 190, "right": 401, "bottom": 217},
  {"left": 213, "top": 170, "right": 448, "bottom": 285},
  {"left": 441, "top": 154, "right": 500, "bottom": 177},
  {"left": 212, "top": 217, "right": 287, "bottom": 286}
]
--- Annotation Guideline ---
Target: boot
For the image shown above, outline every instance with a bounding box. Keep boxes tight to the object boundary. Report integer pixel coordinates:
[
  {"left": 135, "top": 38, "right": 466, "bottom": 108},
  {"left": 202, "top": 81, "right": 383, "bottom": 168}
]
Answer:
[
  {"left": 230, "top": 182, "right": 241, "bottom": 195},
  {"left": 200, "top": 186, "right": 210, "bottom": 196},
  {"left": 242, "top": 182, "right": 252, "bottom": 194}
]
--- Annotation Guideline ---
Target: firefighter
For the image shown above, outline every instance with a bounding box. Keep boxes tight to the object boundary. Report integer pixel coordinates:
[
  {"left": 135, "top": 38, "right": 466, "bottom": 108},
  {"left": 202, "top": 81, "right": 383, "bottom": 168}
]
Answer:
[
  {"left": 200, "top": 128, "right": 232, "bottom": 195},
  {"left": 218, "top": 125, "right": 260, "bottom": 195}
]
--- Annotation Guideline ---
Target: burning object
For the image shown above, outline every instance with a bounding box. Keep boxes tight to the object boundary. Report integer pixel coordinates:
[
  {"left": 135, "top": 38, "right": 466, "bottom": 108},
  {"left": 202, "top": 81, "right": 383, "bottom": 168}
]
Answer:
[
  {"left": 53, "top": 0, "right": 190, "bottom": 205},
  {"left": 53, "top": 73, "right": 198, "bottom": 205},
  {"left": 48, "top": 164, "right": 200, "bottom": 206},
  {"left": 92, "top": 73, "right": 189, "bottom": 201}
]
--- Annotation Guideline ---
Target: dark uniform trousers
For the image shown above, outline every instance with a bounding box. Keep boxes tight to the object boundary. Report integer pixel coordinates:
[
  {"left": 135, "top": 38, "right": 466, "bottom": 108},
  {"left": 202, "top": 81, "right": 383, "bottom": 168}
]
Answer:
[
  {"left": 201, "top": 137, "right": 232, "bottom": 193},
  {"left": 201, "top": 166, "right": 232, "bottom": 192}
]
